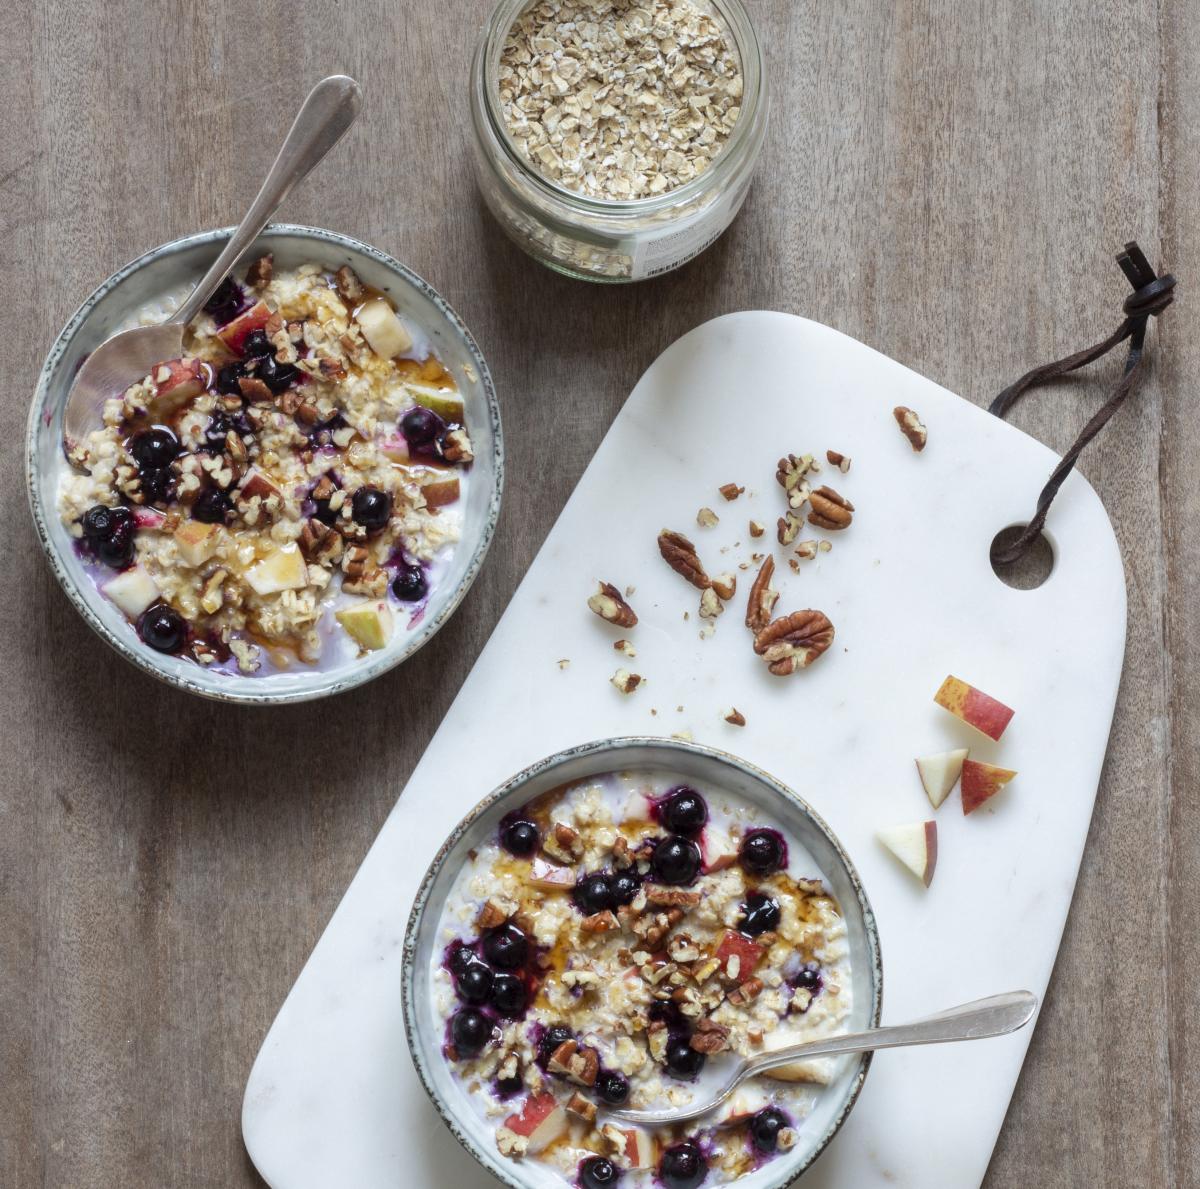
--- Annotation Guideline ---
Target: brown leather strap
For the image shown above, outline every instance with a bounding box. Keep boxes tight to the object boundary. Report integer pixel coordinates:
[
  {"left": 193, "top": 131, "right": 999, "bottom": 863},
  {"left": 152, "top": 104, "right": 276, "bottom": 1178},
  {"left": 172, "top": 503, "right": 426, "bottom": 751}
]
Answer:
[{"left": 988, "top": 242, "right": 1175, "bottom": 565}]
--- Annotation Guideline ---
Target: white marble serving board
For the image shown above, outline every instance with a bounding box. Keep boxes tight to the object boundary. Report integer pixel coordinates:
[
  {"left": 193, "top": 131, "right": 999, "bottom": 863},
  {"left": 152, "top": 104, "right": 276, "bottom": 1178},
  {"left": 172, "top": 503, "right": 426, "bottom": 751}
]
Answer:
[{"left": 242, "top": 312, "right": 1126, "bottom": 1188}]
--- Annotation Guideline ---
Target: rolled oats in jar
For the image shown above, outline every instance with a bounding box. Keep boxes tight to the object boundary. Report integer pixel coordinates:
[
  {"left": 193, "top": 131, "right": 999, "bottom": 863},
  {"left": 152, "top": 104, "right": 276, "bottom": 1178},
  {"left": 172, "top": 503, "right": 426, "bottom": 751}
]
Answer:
[{"left": 470, "top": 0, "right": 768, "bottom": 282}]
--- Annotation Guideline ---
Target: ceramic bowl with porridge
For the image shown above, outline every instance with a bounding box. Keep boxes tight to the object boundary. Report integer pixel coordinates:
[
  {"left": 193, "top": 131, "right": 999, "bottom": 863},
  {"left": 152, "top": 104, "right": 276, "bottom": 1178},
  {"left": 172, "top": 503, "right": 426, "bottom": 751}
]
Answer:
[
  {"left": 27, "top": 225, "right": 502, "bottom": 702},
  {"left": 403, "top": 739, "right": 881, "bottom": 1189}
]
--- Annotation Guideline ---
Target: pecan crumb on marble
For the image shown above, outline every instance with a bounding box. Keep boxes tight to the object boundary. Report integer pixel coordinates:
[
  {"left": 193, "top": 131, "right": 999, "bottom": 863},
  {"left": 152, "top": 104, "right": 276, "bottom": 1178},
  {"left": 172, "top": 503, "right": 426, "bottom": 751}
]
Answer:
[
  {"left": 718, "top": 483, "right": 744, "bottom": 501},
  {"left": 588, "top": 581, "right": 638, "bottom": 627},
  {"left": 724, "top": 707, "right": 747, "bottom": 726},
  {"left": 893, "top": 406, "right": 928, "bottom": 452},
  {"left": 611, "top": 668, "right": 643, "bottom": 695}
]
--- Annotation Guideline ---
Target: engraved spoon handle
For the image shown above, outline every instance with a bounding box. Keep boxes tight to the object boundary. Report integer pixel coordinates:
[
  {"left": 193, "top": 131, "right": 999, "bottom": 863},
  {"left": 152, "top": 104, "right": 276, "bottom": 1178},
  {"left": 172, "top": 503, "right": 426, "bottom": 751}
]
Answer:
[{"left": 173, "top": 75, "right": 362, "bottom": 327}]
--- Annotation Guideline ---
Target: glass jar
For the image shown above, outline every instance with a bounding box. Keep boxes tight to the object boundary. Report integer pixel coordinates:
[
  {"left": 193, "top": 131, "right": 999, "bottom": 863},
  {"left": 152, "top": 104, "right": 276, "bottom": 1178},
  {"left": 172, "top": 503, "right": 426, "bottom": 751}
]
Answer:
[{"left": 469, "top": 0, "right": 769, "bottom": 282}]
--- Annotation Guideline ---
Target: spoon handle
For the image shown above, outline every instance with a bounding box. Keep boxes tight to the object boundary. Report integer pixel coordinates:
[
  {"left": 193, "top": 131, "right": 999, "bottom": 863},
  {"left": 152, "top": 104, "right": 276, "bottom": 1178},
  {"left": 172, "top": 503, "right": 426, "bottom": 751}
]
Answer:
[
  {"left": 744, "top": 990, "right": 1038, "bottom": 1077},
  {"left": 173, "top": 75, "right": 363, "bottom": 327}
]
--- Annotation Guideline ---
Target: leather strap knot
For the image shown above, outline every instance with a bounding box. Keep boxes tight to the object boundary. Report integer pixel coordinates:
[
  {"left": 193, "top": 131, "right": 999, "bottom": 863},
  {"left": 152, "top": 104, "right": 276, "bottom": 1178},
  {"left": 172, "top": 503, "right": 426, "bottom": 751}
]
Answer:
[{"left": 989, "top": 241, "right": 1176, "bottom": 566}]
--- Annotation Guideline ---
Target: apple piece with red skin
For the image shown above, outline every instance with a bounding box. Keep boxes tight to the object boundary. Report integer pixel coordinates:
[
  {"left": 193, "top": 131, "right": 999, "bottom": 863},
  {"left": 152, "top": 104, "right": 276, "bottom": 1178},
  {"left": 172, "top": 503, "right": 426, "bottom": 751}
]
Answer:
[
  {"left": 961, "top": 759, "right": 1017, "bottom": 815},
  {"left": 915, "top": 748, "right": 969, "bottom": 809},
  {"left": 502, "top": 1092, "right": 567, "bottom": 1154},
  {"left": 619, "top": 1127, "right": 656, "bottom": 1169},
  {"left": 529, "top": 857, "right": 575, "bottom": 892},
  {"left": 216, "top": 300, "right": 272, "bottom": 355},
  {"left": 145, "top": 358, "right": 210, "bottom": 414},
  {"left": 237, "top": 467, "right": 282, "bottom": 504},
  {"left": 878, "top": 821, "right": 938, "bottom": 887},
  {"left": 714, "top": 930, "right": 764, "bottom": 977},
  {"left": 421, "top": 477, "right": 460, "bottom": 508},
  {"left": 934, "top": 675, "right": 1015, "bottom": 741}
]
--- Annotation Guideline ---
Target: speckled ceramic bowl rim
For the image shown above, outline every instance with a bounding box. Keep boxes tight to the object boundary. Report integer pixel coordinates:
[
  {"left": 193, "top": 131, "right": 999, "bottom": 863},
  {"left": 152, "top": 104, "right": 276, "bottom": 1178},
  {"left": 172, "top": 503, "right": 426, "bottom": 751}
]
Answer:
[
  {"left": 25, "top": 223, "right": 503, "bottom": 706},
  {"left": 401, "top": 736, "right": 883, "bottom": 1189}
]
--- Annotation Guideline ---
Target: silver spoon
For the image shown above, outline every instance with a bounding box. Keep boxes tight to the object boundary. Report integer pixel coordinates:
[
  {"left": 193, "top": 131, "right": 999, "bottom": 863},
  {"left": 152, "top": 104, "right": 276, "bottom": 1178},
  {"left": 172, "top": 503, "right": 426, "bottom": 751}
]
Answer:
[
  {"left": 608, "top": 989, "right": 1038, "bottom": 1128},
  {"left": 63, "top": 74, "right": 363, "bottom": 456}
]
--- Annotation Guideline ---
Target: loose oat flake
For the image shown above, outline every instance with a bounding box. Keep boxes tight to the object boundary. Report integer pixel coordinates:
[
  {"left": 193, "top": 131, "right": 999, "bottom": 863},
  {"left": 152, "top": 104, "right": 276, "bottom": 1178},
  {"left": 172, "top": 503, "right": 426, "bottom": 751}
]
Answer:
[{"left": 498, "top": 0, "right": 744, "bottom": 201}]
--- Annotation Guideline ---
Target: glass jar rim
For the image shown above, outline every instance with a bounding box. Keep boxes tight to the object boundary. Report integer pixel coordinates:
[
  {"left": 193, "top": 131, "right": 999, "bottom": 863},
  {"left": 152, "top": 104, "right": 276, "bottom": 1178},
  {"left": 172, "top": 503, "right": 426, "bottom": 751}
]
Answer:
[{"left": 476, "top": 0, "right": 766, "bottom": 215}]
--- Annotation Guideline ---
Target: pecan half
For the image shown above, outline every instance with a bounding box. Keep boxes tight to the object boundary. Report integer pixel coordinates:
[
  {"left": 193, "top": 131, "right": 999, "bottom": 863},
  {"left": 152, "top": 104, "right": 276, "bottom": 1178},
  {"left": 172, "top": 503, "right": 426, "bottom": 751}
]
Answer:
[
  {"left": 807, "top": 486, "right": 854, "bottom": 531},
  {"left": 893, "top": 406, "right": 927, "bottom": 451},
  {"left": 658, "top": 529, "right": 710, "bottom": 590},
  {"left": 588, "top": 581, "right": 638, "bottom": 627},
  {"left": 335, "top": 265, "right": 365, "bottom": 305},
  {"left": 745, "top": 555, "right": 779, "bottom": 633},
  {"left": 753, "top": 610, "right": 835, "bottom": 675},
  {"left": 245, "top": 253, "right": 273, "bottom": 288}
]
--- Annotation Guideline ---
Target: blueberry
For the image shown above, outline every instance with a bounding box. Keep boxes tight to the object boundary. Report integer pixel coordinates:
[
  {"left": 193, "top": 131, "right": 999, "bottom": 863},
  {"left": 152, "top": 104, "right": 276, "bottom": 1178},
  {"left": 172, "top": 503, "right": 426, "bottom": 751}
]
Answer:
[
  {"left": 392, "top": 564, "right": 428, "bottom": 602},
  {"left": 538, "top": 1025, "right": 573, "bottom": 1064},
  {"left": 258, "top": 353, "right": 297, "bottom": 394},
  {"left": 138, "top": 604, "right": 187, "bottom": 653},
  {"left": 203, "top": 277, "right": 244, "bottom": 325},
  {"left": 495, "top": 1075, "right": 523, "bottom": 1098},
  {"left": 580, "top": 1156, "right": 620, "bottom": 1188},
  {"left": 662, "top": 787, "right": 707, "bottom": 836},
  {"left": 215, "top": 362, "right": 247, "bottom": 395},
  {"left": 129, "top": 427, "right": 179, "bottom": 470},
  {"left": 94, "top": 518, "right": 135, "bottom": 568},
  {"left": 482, "top": 924, "right": 528, "bottom": 970},
  {"left": 598, "top": 1072, "right": 629, "bottom": 1105},
  {"left": 81, "top": 504, "right": 131, "bottom": 541},
  {"left": 610, "top": 872, "right": 641, "bottom": 906},
  {"left": 793, "top": 965, "right": 823, "bottom": 995},
  {"left": 739, "top": 891, "right": 781, "bottom": 937},
  {"left": 307, "top": 411, "right": 347, "bottom": 448},
  {"left": 502, "top": 819, "right": 539, "bottom": 857},
  {"left": 191, "top": 488, "right": 230, "bottom": 524},
  {"left": 448, "top": 944, "right": 477, "bottom": 977},
  {"left": 651, "top": 836, "right": 701, "bottom": 885},
  {"left": 574, "top": 872, "right": 615, "bottom": 915},
  {"left": 351, "top": 486, "right": 391, "bottom": 532},
  {"left": 490, "top": 972, "right": 527, "bottom": 1016},
  {"left": 400, "top": 406, "right": 441, "bottom": 446},
  {"left": 749, "top": 1106, "right": 788, "bottom": 1153},
  {"left": 665, "top": 1036, "right": 705, "bottom": 1079},
  {"left": 450, "top": 1007, "right": 492, "bottom": 1058},
  {"left": 456, "top": 963, "right": 493, "bottom": 1005},
  {"left": 659, "top": 1142, "right": 707, "bottom": 1189},
  {"left": 740, "top": 829, "right": 787, "bottom": 877},
  {"left": 138, "top": 467, "right": 176, "bottom": 506},
  {"left": 242, "top": 328, "right": 273, "bottom": 358}
]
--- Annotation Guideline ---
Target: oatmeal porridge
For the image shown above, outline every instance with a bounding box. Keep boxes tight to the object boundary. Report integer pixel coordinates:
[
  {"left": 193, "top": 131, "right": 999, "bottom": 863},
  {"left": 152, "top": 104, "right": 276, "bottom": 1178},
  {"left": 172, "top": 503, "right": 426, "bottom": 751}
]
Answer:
[
  {"left": 58, "top": 255, "right": 473, "bottom": 676},
  {"left": 431, "top": 771, "right": 852, "bottom": 1187}
]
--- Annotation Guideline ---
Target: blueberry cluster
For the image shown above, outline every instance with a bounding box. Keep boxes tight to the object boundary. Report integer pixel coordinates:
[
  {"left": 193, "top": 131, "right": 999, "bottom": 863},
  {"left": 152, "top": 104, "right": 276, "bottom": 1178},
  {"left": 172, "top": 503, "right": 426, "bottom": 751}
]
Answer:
[
  {"left": 646, "top": 787, "right": 708, "bottom": 887},
  {"left": 572, "top": 868, "right": 641, "bottom": 915},
  {"left": 80, "top": 504, "right": 135, "bottom": 568},
  {"left": 446, "top": 923, "right": 533, "bottom": 1058},
  {"left": 128, "top": 427, "right": 179, "bottom": 506}
]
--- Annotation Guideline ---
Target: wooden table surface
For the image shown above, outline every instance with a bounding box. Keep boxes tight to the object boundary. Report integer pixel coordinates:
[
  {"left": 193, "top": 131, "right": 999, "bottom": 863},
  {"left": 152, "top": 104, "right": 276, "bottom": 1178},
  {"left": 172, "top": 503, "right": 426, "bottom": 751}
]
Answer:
[{"left": 2, "top": 1, "right": 1196, "bottom": 1185}]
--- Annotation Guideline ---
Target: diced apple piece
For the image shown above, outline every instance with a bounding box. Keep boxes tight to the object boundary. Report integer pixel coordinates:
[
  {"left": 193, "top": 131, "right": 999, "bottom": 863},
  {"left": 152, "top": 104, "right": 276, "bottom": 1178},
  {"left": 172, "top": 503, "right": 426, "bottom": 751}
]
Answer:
[
  {"left": 878, "top": 821, "right": 938, "bottom": 887},
  {"left": 701, "top": 824, "right": 738, "bottom": 873},
  {"left": 237, "top": 467, "right": 282, "bottom": 503},
  {"left": 174, "top": 520, "right": 219, "bottom": 567},
  {"left": 620, "top": 1127, "right": 656, "bottom": 1169},
  {"left": 422, "top": 477, "right": 460, "bottom": 508},
  {"left": 146, "top": 358, "right": 209, "bottom": 414},
  {"left": 356, "top": 298, "right": 413, "bottom": 359},
  {"left": 103, "top": 566, "right": 159, "bottom": 619},
  {"left": 961, "top": 760, "right": 1017, "bottom": 815},
  {"left": 335, "top": 599, "right": 393, "bottom": 651},
  {"left": 217, "top": 300, "right": 272, "bottom": 354},
  {"left": 503, "top": 1092, "right": 567, "bottom": 1154},
  {"left": 131, "top": 507, "right": 165, "bottom": 530},
  {"left": 716, "top": 1088, "right": 770, "bottom": 1128},
  {"left": 245, "top": 544, "right": 307, "bottom": 595},
  {"left": 714, "top": 931, "right": 764, "bottom": 978},
  {"left": 915, "top": 748, "right": 969, "bottom": 810},
  {"left": 934, "top": 675, "right": 1015, "bottom": 741},
  {"left": 529, "top": 856, "right": 575, "bottom": 892},
  {"left": 409, "top": 384, "right": 465, "bottom": 424},
  {"left": 761, "top": 1028, "right": 837, "bottom": 1083},
  {"left": 381, "top": 435, "right": 411, "bottom": 464}
]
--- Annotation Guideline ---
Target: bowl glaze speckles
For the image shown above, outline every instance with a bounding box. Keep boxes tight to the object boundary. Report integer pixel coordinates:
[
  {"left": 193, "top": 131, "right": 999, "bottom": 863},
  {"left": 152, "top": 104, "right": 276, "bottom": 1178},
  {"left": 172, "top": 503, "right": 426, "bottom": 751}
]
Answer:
[
  {"left": 26, "top": 224, "right": 503, "bottom": 704},
  {"left": 402, "top": 737, "right": 883, "bottom": 1189}
]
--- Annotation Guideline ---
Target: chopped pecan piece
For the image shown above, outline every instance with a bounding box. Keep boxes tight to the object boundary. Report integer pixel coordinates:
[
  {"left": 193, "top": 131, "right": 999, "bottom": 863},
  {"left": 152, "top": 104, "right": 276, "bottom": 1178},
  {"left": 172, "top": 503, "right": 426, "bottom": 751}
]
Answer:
[
  {"left": 658, "top": 529, "right": 710, "bottom": 590},
  {"left": 612, "top": 835, "right": 633, "bottom": 869},
  {"left": 826, "top": 449, "right": 851, "bottom": 472},
  {"left": 548, "top": 1040, "right": 599, "bottom": 1087},
  {"left": 318, "top": 356, "right": 347, "bottom": 381},
  {"left": 274, "top": 389, "right": 305, "bottom": 415},
  {"left": 894, "top": 406, "right": 927, "bottom": 451},
  {"left": 238, "top": 376, "right": 273, "bottom": 403},
  {"left": 588, "top": 581, "right": 638, "bottom": 628},
  {"left": 311, "top": 475, "right": 337, "bottom": 503},
  {"left": 294, "top": 402, "right": 323, "bottom": 426},
  {"left": 777, "top": 511, "right": 804, "bottom": 545},
  {"left": 690, "top": 1026, "right": 730, "bottom": 1054},
  {"left": 807, "top": 486, "right": 853, "bottom": 531},
  {"left": 245, "top": 253, "right": 273, "bottom": 287},
  {"left": 696, "top": 506, "right": 719, "bottom": 528},
  {"left": 611, "top": 669, "right": 643, "bottom": 695},
  {"left": 776, "top": 453, "right": 815, "bottom": 508},
  {"left": 440, "top": 428, "right": 473, "bottom": 464},
  {"left": 566, "top": 1092, "right": 597, "bottom": 1123},
  {"left": 711, "top": 573, "right": 736, "bottom": 600},
  {"left": 748, "top": 520, "right": 765, "bottom": 538},
  {"left": 476, "top": 900, "right": 507, "bottom": 930},
  {"left": 581, "top": 909, "right": 619, "bottom": 933},
  {"left": 298, "top": 517, "right": 344, "bottom": 564},
  {"left": 754, "top": 610, "right": 835, "bottom": 676},
  {"left": 718, "top": 483, "right": 744, "bottom": 501},
  {"left": 745, "top": 555, "right": 779, "bottom": 633},
  {"left": 667, "top": 934, "right": 701, "bottom": 963},
  {"left": 699, "top": 587, "right": 723, "bottom": 619},
  {"left": 343, "top": 545, "right": 370, "bottom": 579},
  {"left": 727, "top": 976, "right": 765, "bottom": 1007},
  {"left": 724, "top": 707, "right": 746, "bottom": 727},
  {"left": 543, "top": 821, "right": 583, "bottom": 863},
  {"left": 335, "top": 265, "right": 365, "bottom": 305},
  {"left": 645, "top": 886, "right": 701, "bottom": 908}
]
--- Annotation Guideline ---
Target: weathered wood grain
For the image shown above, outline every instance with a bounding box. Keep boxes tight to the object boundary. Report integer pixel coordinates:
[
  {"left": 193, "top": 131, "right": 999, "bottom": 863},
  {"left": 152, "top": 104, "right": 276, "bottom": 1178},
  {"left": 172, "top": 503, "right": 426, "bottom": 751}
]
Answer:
[{"left": 0, "top": 0, "right": 1192, "bottom": 1185}]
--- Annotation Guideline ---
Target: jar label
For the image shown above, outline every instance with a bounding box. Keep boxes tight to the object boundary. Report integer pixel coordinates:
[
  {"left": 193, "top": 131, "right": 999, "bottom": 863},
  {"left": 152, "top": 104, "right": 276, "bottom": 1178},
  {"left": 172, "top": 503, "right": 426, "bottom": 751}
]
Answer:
[{"left": 629, "top": 187, "right": 748, "bottom": 280}]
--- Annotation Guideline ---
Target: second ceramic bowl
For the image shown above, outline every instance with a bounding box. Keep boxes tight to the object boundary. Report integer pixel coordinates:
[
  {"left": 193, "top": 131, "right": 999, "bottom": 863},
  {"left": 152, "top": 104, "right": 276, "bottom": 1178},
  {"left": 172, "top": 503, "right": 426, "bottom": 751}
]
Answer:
[
  {"left": 26, "top": 224, "right": 503, "bottom": 704},
  {"left": 402, "top": 737, "right": 882, "bottom": 1189}
]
